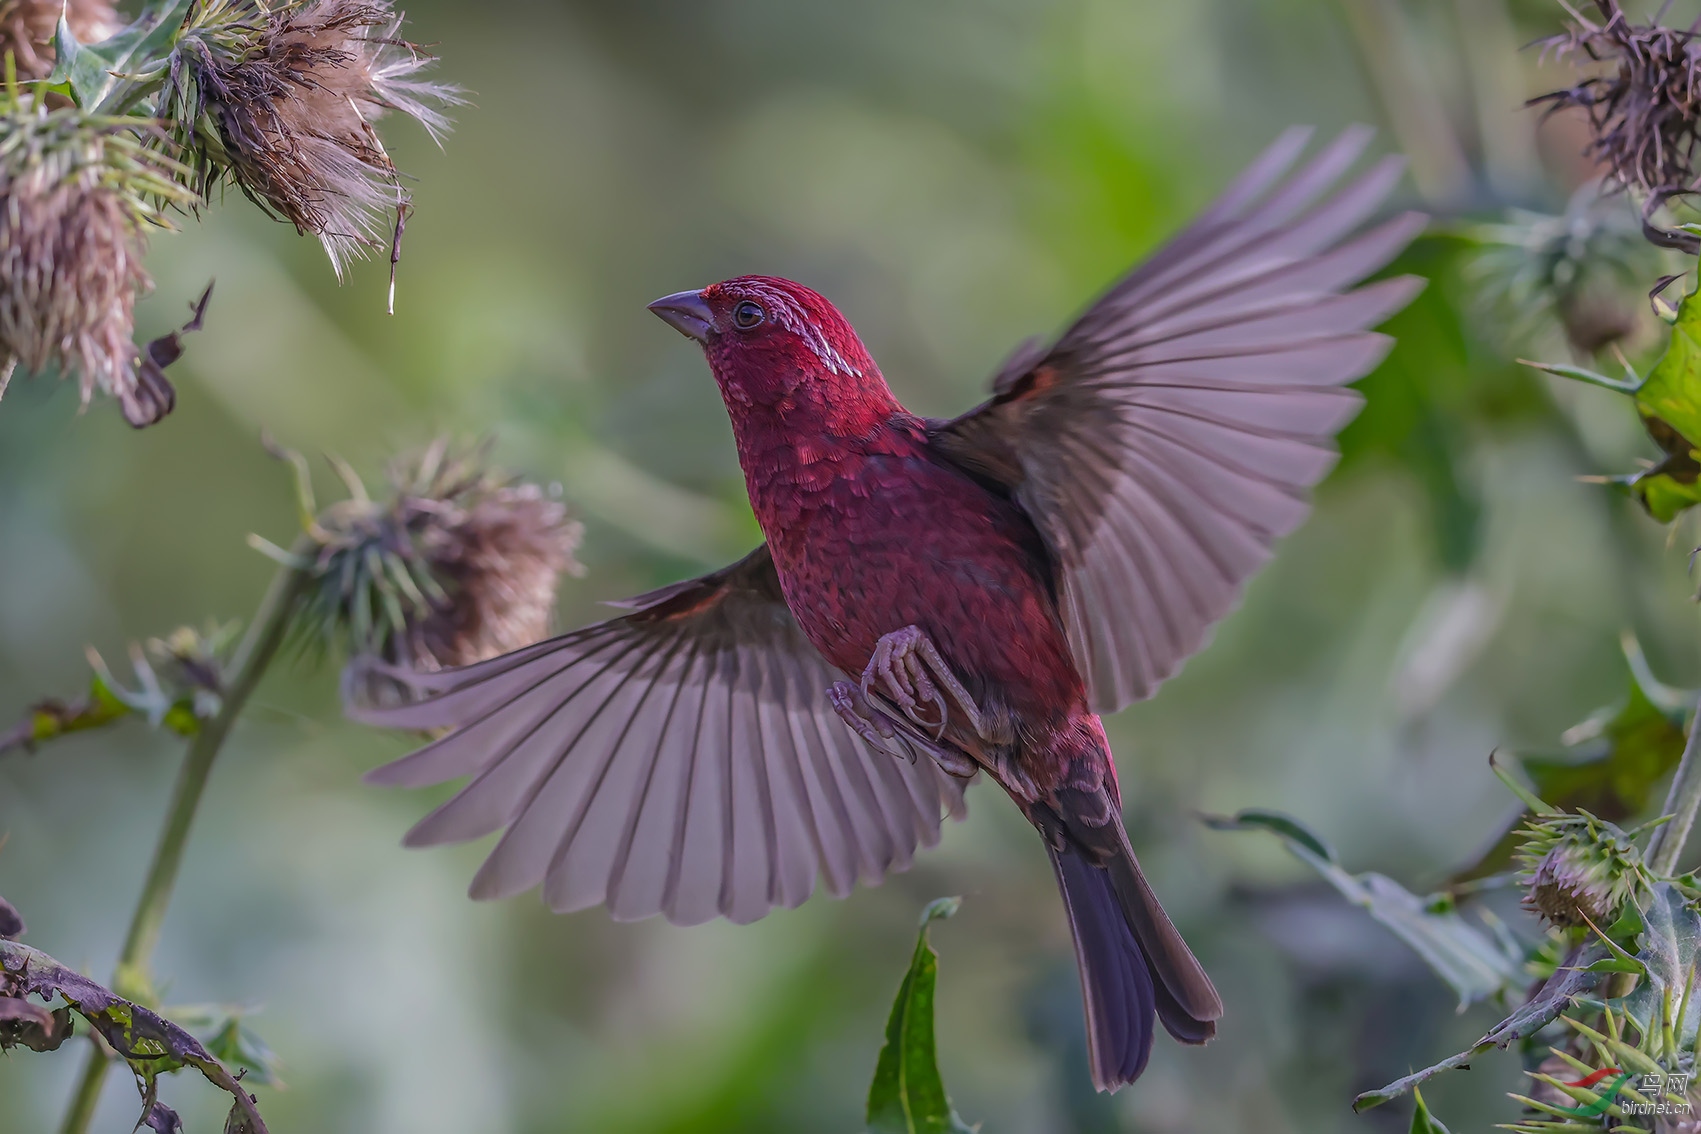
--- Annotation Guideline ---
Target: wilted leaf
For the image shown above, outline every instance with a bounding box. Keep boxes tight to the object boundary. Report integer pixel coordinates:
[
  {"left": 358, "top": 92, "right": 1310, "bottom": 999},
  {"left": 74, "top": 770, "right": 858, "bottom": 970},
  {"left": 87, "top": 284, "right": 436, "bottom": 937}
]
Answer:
[
  {"left": 0, "top": 938, "right": 267, "bottom": 1132},
  {"left": 1410, "top": 1086, "right": 1453, "bottom": 1133},
  {"left": 1353, "top": 942, "right": 1609, "bottom": 1111},
  {"left": 0, "top": 674, "right": 131, "bottom": 757},
  {"left": 1206, "top": 809, "right": 1525, "bottom": 1007},
  {"left": 0, "top": 994, "right": 72, "bottom": 1052},
  {"left": 142, "top": 1101, "right": 184, "bottom": 1134},
  {"left": 866, "top": 898, "right": 975, "bottom": 1134}
]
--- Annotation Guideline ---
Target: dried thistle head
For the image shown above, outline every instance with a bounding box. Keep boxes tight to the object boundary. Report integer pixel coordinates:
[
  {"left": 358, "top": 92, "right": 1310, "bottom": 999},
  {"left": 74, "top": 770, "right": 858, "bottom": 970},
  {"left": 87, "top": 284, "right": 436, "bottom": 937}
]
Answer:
[
  {"left": 1532, "top": 1, "right": 1701, "bottom": 244},
  {"left": 171, "top": 0, "right": 462, "bottom": 278},
  {"left": 1516, "top": 811, "right": 1648, "bottom": 929},
  {"left": 0, "top": 0, "right": 120, "bottom": 81},
  {"left": 281, "top": 440, "right": 583, "bottom": 703},
  {"left": 0, "top": 104, "right": 198, "bottom": 425}
]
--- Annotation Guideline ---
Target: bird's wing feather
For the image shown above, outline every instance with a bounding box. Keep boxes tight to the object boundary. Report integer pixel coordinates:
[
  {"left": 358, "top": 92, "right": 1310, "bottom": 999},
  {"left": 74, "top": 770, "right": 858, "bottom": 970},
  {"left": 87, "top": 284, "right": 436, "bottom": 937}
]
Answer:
[
  {"left": 351, "top": 544, "right": 966, "bottom": 926},
  {"left": 929, "top": 126, "right": 1426, "bottom": 714}
]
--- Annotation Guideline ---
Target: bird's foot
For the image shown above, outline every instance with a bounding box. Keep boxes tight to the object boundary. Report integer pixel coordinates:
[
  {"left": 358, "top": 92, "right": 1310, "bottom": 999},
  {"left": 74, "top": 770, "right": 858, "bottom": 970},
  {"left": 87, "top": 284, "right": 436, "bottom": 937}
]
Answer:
[
  {"left": 829, "top": 681, "right": 909, "bottom": 760},
  {"left": 860, "top": 625, "right": 985, "bottom": 741},
  {"left": 829, "top": 680, "right": 979, "bottom": 777}
]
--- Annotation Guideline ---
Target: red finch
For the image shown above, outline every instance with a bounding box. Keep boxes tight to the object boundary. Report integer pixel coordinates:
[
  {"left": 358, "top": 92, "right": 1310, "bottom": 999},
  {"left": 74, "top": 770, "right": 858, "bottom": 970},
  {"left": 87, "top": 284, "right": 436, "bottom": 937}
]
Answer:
[{"left": 351, "top": 126, "right": 1424, "bottom": 1090}]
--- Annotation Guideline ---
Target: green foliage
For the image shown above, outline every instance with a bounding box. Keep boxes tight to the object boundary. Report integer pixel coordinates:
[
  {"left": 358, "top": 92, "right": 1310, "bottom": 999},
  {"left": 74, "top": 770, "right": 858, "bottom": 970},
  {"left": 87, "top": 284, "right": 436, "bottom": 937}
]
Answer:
[
  {"left": 1409, "top": 1086, "right": 1453, "bottom": 1134},
  {"left": 1528, "top": 278, "right": 1701, "bottom": 521},
  {"left": 1207, "top": 809, "right": 1526, "bottom": 1008},
  {"left": 866, "top": 898, "right": 975, "bottom": 1134},
  {"left": 0, "top": 624, "right": 236, "bottom": 757},
  {"left": 47, "top": 1, "right": 194, "bottom": 114},
  {"left": 1526, "top": 655, "right": 1689, "bottom": 822},
  {"left": 167, "top": 1005, "right": 283, "bottom": 1089}
]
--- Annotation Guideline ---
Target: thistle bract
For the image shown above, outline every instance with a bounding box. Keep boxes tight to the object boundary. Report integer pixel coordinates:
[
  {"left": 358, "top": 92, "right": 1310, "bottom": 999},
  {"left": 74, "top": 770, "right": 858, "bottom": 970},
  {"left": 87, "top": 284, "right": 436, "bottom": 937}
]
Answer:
[
  {"left": 1517, "top": 811, "right": 1649, "bottom": 929},
  {"left": 0, "top": 102, "right": 196, "bottom": 424},
  {"left": 285, "top": 440, "right": 583, "bottom": 704},
  {"left": 1467, "top": 183, "right": 1669, "bottom": 358},
  {"left": 0, "top": 0, "right": 120, "bottom": 81}
]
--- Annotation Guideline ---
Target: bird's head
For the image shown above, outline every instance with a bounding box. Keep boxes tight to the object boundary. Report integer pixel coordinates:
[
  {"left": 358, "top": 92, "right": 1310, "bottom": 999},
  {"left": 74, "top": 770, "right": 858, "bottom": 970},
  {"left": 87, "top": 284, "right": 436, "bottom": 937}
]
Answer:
[{"left": 648, "top": 276, "right": 897, "bottom": 434}]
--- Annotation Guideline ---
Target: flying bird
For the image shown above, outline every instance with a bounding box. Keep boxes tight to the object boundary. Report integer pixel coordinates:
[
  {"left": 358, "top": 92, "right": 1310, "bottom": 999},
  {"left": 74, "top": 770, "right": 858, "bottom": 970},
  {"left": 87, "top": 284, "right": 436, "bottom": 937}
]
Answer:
[{"left": 351, "top": 126, "right": 1425, "bottom": 1090}]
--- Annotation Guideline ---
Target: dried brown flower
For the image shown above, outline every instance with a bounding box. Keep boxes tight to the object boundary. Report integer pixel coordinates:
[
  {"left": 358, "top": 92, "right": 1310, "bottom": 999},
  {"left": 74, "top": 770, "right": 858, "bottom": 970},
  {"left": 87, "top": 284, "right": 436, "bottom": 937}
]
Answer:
[
  {"left": 0, "top": 106, "right": 199, "bottom": 425},
  {"left": 173, "top": 0, "right": 461, "bottom": 278},
  {"left": 280, "top": 440, "right": 583, "bottom": 705},
  {"left": 0, "top": 0, "right": 120, "bottom": 81},
  {"left": 1532, "top": 1, "right": 1701, "bottom": 249}
]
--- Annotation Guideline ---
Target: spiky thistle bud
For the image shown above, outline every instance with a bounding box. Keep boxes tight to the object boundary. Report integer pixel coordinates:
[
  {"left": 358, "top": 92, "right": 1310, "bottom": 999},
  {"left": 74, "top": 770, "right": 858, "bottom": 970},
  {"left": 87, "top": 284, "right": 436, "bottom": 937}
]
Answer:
[
  {"left": 1516, "top": 811, "right": 1648, "bottom": 929},
  {"left": 169, "top": 0, "right": 462, "bottom": 281},
  {"left": 1531, "top": 2, "right": 1701, "bottom": 249},
  {"left": 0, "top": 0, "right": 119, "bottom": 81},
  {"left": 0, "top": 102, "right": 199, "bottom": 425},
  {"left": 1467, "top": 183, "right": 1670, "bottom": 358},
  {"left": 269, "top": 439, "right": 583, "bottom": 706}
]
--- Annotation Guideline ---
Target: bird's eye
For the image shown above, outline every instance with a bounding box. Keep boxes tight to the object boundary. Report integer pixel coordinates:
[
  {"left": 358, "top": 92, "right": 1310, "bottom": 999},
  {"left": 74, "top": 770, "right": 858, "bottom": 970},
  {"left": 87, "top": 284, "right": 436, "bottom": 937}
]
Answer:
[{"left": 732, "top": 300, "right": 765, "bottom": 330}]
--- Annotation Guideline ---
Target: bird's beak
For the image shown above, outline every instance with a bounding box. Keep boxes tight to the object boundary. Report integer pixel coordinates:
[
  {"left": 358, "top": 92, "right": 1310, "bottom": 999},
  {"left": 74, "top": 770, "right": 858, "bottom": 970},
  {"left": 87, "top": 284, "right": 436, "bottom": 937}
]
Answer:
[{"left": 647, "top": 290, "right": 715, "bottom": 344}]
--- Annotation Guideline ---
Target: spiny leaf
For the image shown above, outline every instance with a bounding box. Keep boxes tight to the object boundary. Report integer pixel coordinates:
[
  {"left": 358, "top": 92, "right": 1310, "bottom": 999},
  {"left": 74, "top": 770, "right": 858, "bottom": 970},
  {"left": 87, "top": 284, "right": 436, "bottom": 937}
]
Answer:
[
  {"left": 47, "top": 0, "right": 193, "bottom": 113},
  {"left": 1538, "top": 280, "right": 1701, "bottom": 521},
  {"left": 1454, "top": 646, "right": 1688, "bottom": 882},
  {"left": 866, "top": 898, "right": 975, "bottom": 1134},
  {"left": 1207, "top": 809, "right": 1524, "bottom": 1007}
]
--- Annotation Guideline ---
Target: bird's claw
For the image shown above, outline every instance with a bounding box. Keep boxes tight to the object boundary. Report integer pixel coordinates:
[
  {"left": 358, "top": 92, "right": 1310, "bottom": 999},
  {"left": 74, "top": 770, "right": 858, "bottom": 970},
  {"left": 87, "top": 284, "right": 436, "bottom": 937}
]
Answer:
[
  {"left": 829, "top": 681, "right": 911, "bottom": 761},
  {"left": 859, "top": 625, "right": 985, "bottom": 741}
]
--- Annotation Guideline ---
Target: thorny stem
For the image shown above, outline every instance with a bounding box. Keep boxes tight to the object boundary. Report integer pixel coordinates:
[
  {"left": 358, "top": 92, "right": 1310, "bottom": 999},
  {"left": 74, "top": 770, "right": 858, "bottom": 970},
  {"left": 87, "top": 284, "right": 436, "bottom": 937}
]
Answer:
[
  {"left": 1646, "top": 693, "right": 1701, "bottom": 878},
  {"left": 59, "top": 556, "right": 308, "bottom": 1134}
]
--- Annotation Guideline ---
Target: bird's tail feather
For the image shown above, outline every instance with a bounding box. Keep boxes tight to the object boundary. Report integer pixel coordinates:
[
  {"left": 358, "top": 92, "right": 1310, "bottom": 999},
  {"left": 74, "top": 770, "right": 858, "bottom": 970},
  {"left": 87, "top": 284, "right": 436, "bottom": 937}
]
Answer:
[{"left": 1048, "top": 821, "right": 1221, "bottom": 1091}]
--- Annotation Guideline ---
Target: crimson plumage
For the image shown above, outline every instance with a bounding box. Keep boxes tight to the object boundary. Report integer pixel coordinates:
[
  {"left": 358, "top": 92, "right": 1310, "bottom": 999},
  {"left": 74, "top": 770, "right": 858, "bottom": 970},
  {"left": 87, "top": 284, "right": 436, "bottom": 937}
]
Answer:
[{"left": 349, "top": 127, "right": 1426, "bottom": 1090}]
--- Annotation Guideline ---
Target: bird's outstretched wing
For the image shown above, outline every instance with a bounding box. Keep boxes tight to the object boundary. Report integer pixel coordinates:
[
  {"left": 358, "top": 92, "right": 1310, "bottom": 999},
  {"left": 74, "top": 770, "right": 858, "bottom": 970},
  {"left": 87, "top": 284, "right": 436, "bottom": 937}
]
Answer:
[
  {"left": 929, "top": 126, "right": 1426, "bottom": 714},
  {"left": 351, "top": 545, "right": 965, "bottom": 926}
]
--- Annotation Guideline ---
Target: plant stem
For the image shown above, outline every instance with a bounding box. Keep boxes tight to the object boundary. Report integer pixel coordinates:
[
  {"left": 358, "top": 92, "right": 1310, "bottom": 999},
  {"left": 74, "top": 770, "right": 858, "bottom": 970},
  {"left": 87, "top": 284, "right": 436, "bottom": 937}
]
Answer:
[
  {"left": 1647, "top": 694, "right": 1701, "bottom": 878},
  {"left": 59, "top": 559, "right": 306, "bottom": 1134}
]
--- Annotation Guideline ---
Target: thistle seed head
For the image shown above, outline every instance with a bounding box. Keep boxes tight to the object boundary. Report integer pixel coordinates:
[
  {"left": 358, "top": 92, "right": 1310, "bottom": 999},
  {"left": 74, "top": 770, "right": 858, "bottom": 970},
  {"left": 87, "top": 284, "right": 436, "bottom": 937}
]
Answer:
[
  {"left": 0, "top": 0, "right": 120, "bottom": 81},
  {"left": 1516, "top": 811, "right": 1647, "bottom": 929},
  {"left": 0, "top": 106, "right": 197, "bottom": 425},
  {"left": 1532, "top": 1, "right": 1701, "bottom": 239},
  {"left": 175, "top": 0, "right": 462, "bottom": 276},
  {"left": 291, "top": 440, "right": 583, "bottom": 704}
]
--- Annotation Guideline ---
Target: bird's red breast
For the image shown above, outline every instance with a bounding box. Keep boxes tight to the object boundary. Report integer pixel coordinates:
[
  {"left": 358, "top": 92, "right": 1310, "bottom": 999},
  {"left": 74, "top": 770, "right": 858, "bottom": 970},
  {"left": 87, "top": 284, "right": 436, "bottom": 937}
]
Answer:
[{"left": 693, "top": 276, "right": 1109, "bottom": 800}]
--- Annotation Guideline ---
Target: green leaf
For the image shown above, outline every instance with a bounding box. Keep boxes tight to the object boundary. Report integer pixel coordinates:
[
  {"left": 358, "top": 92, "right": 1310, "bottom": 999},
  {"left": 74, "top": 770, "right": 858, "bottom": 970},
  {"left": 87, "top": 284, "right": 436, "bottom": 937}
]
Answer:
[
  {"left": 866, "top": 898, "right": 975, "bottom": 1134},
  {"left": 1207, "top": 810, "right": 1525, "bottom": 1007},
  {"left": 169, "top": 1009, "right": 283, "bottom": 1088},
  {"left": 1614, "top": 883, "right": 1701, "bottom": 1050},
  {"left": 1634, "top": 286, "right": 1701, "bottom": 448},
  {"left": 46, "top": 0, "right": 192, "bottom": 112},
  {"left": 1453, "top": 646, "right": 1688, "bottom": 882},
  {"left": 1409, "top": 1086, "right": 1453, "bottom": 1134}
]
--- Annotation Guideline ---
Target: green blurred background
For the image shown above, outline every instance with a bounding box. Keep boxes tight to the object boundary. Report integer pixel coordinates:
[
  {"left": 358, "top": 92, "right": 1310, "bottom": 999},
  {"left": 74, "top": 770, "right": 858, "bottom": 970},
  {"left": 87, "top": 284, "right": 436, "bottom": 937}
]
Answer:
[{"left": 4, "top": 0, "right": 1701, "bottom": 1130}]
